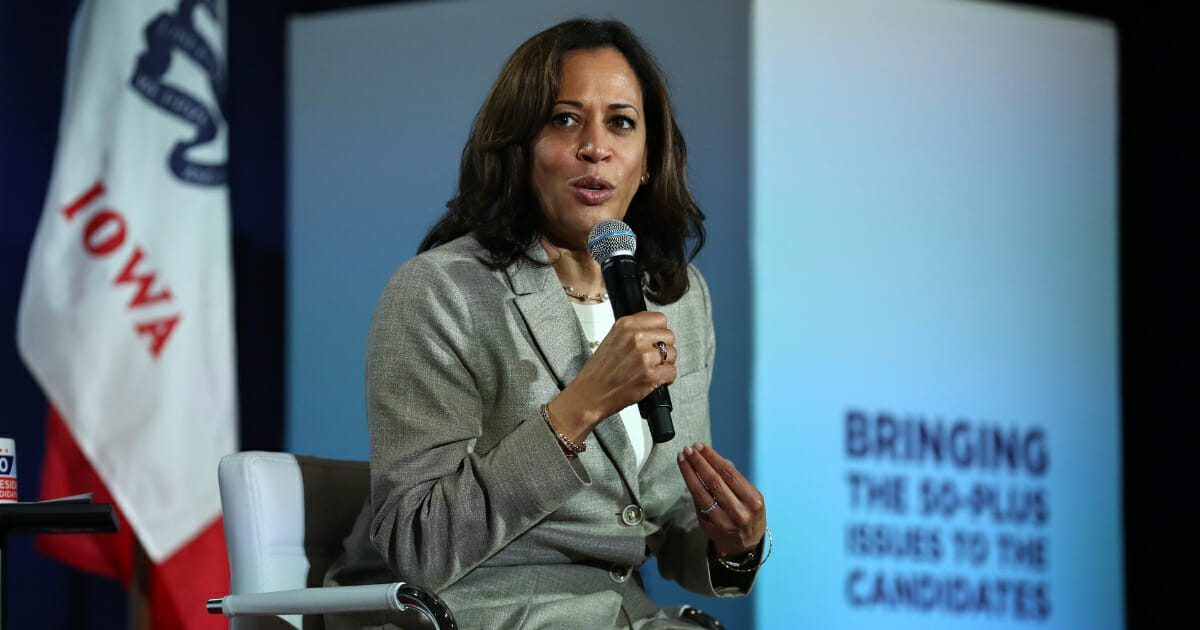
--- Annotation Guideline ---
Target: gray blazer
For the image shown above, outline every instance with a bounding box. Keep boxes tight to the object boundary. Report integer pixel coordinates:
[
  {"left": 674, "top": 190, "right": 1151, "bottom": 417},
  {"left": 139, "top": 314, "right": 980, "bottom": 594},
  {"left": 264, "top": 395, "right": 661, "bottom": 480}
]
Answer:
[{"left": 326, "top": 235, "right": 755, "bottom": 629}]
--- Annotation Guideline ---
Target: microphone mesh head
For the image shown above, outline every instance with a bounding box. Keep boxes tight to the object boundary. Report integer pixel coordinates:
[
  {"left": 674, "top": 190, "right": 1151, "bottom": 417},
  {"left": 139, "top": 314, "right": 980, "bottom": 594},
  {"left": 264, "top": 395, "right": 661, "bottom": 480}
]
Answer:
[{"left": 587, "top": 220, "right": 637, "bottom": 263}]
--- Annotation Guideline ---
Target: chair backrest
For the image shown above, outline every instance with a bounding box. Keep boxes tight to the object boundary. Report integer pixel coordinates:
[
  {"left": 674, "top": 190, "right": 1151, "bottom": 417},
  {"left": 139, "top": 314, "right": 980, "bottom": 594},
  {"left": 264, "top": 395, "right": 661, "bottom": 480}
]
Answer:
[{"left": 219, "top": 451, "right": 369, "bottom": 629}]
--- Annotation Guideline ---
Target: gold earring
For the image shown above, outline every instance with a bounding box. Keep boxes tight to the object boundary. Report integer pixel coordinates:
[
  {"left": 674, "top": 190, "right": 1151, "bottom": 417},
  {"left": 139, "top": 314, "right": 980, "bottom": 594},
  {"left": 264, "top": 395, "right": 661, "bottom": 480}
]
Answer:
[{"left": 640, "top": 172, "right": 650, "bottom": 185}]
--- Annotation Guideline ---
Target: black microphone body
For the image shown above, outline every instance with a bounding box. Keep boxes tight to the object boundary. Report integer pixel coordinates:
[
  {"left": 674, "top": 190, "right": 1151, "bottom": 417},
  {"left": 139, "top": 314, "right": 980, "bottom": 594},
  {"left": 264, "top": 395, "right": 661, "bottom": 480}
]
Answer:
[{"left": 590, "top": 221, "right": 675, "bottom": 443}]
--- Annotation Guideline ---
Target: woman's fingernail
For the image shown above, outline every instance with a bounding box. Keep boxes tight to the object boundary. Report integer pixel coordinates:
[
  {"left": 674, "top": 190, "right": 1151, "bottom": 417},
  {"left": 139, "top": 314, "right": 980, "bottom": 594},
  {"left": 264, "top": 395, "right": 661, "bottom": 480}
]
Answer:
[
  {"left": 677, "top": 452, "right": 685, "bottom": 464},
  {"left": 695, "top": 442, "right": 705, "bottom": 452},
  {"left": 684, "top": 445, "right": 694, "bottom": 457}
]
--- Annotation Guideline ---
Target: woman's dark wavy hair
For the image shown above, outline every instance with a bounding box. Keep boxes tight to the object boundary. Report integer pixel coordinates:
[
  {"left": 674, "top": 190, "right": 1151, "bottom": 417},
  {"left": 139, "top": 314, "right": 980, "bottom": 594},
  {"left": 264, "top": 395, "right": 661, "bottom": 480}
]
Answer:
[{"left": 418, "top": 18, "right": 706, "bottom": 304}]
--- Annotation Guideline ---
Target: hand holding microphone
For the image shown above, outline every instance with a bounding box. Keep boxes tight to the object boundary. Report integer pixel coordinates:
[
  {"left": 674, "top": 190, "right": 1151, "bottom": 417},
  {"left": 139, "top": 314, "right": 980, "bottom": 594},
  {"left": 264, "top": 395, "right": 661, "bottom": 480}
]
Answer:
[
  {"left": 587, "top": 220, "right": 676, "bottom": 443},
  {"left": 545, "top": 220, "right": 677, "bottom": 446}
]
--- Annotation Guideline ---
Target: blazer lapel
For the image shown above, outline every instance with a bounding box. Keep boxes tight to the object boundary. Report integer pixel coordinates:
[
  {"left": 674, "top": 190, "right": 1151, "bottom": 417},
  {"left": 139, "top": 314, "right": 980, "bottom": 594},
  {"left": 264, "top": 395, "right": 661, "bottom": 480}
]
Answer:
[
  {"left": 506, "top": 244, "right": 642, "bottom": 501},
  {"left": 508, "top": 250, "right": 589, "bottom": 389},
  {"left": 592, "top": 414, "right": 641, "bottom": 500}
]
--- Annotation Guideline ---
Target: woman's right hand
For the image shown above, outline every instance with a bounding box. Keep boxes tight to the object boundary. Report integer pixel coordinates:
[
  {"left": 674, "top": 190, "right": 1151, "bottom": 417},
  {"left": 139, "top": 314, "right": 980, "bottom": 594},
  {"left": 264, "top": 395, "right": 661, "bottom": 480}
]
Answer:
[{"left": 545, "top": 310, "right": 677, "bottom": 443}]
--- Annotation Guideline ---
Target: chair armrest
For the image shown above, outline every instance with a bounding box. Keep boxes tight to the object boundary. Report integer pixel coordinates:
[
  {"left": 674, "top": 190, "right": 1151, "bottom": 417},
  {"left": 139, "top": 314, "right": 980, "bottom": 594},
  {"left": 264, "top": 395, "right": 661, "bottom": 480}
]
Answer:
[{"left": 206, "top": 582, "right": 457, "bottom": 629}]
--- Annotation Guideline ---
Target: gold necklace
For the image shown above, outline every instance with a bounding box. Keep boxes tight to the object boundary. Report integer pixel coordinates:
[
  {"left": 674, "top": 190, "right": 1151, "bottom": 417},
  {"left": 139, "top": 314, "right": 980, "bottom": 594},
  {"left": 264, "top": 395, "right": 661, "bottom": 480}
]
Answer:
[{"left": 562, "top": 285, "right": 607, "bottom": 303}]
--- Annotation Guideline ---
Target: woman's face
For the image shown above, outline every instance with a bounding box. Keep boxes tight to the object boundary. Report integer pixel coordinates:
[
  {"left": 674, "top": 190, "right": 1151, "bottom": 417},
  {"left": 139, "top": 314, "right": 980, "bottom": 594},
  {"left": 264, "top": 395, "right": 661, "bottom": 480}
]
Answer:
[{"left": 531, "top": 47, "right": 648, "bottom": 251}]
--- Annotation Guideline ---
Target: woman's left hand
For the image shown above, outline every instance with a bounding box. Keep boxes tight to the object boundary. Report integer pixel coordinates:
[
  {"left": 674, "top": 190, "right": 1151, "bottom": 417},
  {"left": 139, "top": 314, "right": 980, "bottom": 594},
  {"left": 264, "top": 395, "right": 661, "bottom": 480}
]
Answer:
[{"left": 677, "top": 443, "right": 767, "bottom": 557}]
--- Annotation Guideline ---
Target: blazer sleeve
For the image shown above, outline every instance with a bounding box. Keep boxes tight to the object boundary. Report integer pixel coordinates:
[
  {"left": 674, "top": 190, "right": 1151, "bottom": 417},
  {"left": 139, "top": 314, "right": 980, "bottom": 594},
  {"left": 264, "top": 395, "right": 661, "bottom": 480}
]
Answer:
[{"left": 364, "top": 254, "right": 586, "bottom": 592}]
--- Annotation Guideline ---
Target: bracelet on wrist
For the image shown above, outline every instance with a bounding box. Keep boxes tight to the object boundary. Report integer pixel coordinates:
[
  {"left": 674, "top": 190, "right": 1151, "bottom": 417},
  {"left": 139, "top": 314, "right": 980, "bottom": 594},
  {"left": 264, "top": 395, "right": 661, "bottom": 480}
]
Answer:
[
  {"left": 541, "top": 403, "right": 585, "bottom": 459},
  {"left": 716, "top": 526, "right": 773, "bottom": 573}
]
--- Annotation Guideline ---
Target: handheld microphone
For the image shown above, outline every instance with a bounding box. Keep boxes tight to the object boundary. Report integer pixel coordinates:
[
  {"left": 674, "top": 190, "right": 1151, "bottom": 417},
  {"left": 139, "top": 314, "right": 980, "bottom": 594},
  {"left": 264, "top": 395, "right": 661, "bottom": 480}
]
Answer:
[{"left": 587, "top": 219, "right": 675, "bottom": 444}]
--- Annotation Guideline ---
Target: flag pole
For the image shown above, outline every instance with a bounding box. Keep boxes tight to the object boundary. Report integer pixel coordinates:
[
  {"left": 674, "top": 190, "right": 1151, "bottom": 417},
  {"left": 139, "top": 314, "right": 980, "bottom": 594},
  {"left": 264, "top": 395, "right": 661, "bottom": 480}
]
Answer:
[{"left": 130, "top": 538, "right": 151, "bottom": 630}]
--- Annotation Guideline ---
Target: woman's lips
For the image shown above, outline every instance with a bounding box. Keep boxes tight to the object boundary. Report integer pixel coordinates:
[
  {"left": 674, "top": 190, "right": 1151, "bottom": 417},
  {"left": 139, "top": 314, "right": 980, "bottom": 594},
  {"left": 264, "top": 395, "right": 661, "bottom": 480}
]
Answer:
[{"left": 571, "top": 176, "right": 615, "bottom": 205}]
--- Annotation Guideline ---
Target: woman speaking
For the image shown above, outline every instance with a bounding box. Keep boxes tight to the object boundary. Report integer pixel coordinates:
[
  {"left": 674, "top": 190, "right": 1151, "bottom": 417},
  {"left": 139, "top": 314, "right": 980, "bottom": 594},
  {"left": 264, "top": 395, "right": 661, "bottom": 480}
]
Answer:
[{"left": 327, "top": 18, "right": 770, "bottom": 629}]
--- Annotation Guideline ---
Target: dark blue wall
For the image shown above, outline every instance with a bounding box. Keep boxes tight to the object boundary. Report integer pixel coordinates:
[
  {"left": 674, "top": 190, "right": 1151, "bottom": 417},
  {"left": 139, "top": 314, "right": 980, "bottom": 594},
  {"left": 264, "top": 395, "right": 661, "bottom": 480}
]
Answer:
[{"left": 2, "top": 3, "right": 124, "bottom": 627}]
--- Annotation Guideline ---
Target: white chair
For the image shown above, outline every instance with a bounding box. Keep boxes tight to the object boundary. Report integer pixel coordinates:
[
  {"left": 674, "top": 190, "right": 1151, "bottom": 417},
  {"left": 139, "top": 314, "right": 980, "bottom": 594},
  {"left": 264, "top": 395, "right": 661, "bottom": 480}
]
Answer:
[{"left": 206, "top": 451, "right": 456, "bottom": 629}]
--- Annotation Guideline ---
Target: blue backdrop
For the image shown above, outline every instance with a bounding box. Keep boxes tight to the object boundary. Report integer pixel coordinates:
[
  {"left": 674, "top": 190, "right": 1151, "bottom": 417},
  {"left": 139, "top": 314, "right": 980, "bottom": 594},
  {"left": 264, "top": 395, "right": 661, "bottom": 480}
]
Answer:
[{"left": 752, "top": 2, "right": 1119, "bottom": 626}]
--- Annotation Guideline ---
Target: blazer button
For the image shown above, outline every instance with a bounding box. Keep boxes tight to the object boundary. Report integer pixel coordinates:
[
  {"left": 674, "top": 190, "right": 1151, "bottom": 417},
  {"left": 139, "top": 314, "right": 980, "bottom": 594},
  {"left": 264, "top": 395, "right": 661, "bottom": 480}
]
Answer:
[
  {"left": 609, "top": 565, "right": 632, "bottom": 583},
  {"left": 620, "top": 504, "right": 644, "bottom": 526}
]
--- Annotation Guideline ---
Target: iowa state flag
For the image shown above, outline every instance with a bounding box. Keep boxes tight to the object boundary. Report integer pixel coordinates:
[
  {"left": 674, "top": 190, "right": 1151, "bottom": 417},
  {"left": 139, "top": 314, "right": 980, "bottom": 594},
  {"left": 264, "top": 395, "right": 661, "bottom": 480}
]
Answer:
[{"left": 16, "top": 0, "right": 237, "bottom": 627}]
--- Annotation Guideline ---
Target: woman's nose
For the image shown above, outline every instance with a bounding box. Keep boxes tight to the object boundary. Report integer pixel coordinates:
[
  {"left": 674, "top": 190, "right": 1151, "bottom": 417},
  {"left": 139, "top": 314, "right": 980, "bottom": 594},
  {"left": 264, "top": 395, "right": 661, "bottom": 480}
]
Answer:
[{"left": 576, "top": 134, "right": 611, "bottom": 162}]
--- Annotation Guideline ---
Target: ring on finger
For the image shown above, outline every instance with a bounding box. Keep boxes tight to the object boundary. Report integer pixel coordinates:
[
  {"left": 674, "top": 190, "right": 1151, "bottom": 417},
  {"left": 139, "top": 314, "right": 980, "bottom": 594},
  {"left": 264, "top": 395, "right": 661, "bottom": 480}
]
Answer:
[
  {"left": 700, "top": 498, "right": 719, "bottom": 515},
  {"left": 655, "top": 340, "right": 668, "bottom": 364}
]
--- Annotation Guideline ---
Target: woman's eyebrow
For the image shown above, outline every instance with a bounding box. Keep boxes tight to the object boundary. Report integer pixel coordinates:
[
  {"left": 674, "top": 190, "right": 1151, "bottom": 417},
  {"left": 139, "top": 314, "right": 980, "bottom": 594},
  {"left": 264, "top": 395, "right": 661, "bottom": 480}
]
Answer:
[{"left": 552, "top": 99, "right": 641, "bottom": 116}]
